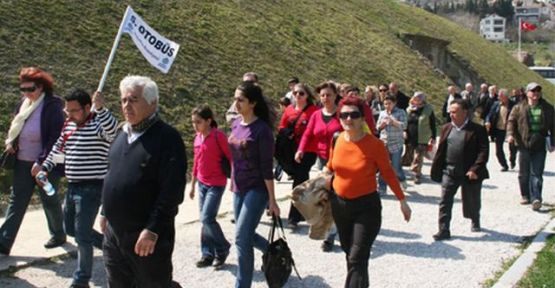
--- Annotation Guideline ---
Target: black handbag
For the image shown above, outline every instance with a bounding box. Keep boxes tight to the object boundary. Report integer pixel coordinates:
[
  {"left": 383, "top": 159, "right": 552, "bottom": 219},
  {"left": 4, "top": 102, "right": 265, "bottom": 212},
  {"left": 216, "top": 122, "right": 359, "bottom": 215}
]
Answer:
[
  {"left": 0, "top": 151, "right": 16, "bottom": 170},
  {"left": 214, "top": 133, "right": 231, "bottom": 178},
  {"left": 274, "top": 107, "right": 308, "bottom": 176},
  {"left": 262, "top": 215, "right": 301, "bottom": 288}
]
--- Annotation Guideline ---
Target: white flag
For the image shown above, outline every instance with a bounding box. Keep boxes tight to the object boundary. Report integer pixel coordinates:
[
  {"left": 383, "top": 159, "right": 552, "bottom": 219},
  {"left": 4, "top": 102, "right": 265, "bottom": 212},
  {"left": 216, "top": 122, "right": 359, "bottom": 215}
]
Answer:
[{"left": 121, "top": 6, "right": 180, "bottom": 73}]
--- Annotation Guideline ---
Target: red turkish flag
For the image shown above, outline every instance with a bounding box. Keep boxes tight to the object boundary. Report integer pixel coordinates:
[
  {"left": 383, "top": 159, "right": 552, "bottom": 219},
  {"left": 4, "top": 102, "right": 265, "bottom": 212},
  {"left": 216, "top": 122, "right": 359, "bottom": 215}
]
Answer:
[{"left": 521, "top": 21, "right": 537, "bottom": 32}]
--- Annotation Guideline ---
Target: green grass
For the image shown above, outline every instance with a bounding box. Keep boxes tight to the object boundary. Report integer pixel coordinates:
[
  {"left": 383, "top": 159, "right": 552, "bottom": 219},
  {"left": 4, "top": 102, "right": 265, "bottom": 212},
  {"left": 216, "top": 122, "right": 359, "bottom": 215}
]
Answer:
[
  {"left": 517, "top": 233, "right": 555, "bottom": 288},
  {"left": 1, "top": 0, "right": 553, "bottom": 189},
  {"left": 482, "top": 235, "right": 535, "bottom": 288},
  {"left": 501, "top": 42, "right": 555, "bottom": 67}
]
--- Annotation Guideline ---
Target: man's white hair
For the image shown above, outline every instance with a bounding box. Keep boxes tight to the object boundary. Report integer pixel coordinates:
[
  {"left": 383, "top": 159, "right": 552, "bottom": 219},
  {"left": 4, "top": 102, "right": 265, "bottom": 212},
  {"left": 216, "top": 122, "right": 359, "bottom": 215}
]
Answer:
[{"left": 119, "top": 75, "right": 159, "bottom": 105}]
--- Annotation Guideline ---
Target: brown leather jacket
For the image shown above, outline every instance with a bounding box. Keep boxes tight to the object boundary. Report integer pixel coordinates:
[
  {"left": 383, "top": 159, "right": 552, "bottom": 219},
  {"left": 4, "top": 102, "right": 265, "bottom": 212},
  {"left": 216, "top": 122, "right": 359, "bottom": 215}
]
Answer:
[
  {"left": 507, "top": 98, "right": 555, "bottom": 149},
  {"left": 290, "top": 175, "right": 334, "bottom": 240}
]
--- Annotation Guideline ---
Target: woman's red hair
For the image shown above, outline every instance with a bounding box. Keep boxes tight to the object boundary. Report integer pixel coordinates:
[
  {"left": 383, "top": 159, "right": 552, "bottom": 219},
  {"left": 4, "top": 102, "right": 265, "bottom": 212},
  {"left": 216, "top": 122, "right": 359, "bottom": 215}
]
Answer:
[
  {"left": 19, "top": 67, "right": 54, "bottom": 93},
  {"left": 338, "top": 95, "right": 365, "bottom": 117}
]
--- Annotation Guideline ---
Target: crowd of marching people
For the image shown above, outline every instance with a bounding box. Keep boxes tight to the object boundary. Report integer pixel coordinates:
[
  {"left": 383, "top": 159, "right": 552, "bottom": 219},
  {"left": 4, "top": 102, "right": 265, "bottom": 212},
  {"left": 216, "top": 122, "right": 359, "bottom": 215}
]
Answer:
[{"left": 0, "top": 67, "right": 553, "bottom": 288}]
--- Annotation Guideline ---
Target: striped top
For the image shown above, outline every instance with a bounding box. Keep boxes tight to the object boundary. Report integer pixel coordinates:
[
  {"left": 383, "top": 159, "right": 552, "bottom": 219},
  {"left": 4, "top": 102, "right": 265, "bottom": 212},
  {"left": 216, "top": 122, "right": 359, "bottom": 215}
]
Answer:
[{"left": 42, "top": 108, "right": 118, "bottom": 182}]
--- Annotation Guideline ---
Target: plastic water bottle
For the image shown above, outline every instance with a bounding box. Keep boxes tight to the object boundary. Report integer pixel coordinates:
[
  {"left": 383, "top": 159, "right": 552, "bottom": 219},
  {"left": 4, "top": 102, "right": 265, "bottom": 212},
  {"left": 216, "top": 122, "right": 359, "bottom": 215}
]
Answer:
[{"left": 36, "top": 172, "right": 55, "bottom": 196}]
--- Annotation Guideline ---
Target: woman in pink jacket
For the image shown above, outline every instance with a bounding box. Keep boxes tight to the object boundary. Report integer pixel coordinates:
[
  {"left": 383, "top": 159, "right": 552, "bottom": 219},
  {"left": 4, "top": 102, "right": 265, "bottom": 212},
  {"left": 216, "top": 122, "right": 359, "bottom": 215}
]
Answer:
[
  {"left": 188, "top": 104, "right": 232, "bottom": 269},
  {"left": 295, "top": 81, "right": 342, "bottom": 252}
]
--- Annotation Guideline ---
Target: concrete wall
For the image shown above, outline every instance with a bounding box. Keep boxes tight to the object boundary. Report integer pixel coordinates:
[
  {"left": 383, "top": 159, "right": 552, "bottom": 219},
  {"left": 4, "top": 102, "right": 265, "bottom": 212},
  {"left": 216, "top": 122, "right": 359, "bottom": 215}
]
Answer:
[{"left": 402, "top": 33, "right": 486, "bottom": 89}]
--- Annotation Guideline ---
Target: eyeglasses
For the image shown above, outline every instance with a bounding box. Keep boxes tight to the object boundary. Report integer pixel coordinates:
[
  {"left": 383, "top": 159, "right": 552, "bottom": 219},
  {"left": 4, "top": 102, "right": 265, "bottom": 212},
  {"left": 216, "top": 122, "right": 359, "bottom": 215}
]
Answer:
[
  {"left": 339, "top": 111, "right": 362, "bottom": 120},
  {"left": 293, "top": 91, "right": 306, "bottom": 96},
  {"left": 64, "top": 108, "right": 83, "bottom": 114},
  {"left": 20, "top": 85, "right": 37, "bottom": 93}
]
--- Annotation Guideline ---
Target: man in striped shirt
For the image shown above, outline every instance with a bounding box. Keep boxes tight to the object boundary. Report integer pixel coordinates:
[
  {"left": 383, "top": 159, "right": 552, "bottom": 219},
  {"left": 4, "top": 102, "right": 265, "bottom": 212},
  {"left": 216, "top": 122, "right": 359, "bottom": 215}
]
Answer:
[{"left": 40, "top": 89, "right": 118, "bottom": 288}]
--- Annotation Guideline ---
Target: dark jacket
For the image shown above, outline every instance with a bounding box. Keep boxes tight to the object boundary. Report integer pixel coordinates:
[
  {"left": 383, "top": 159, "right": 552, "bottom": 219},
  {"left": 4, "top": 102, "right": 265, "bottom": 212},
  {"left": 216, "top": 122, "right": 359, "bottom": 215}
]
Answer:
[
  {"left": 478, "top": 94, "right": 498, "bottom": 121},
  {"left": 507, "top": 98, "right": 555, "bottom": 149},
  {"left": 485, "top": 100, "right": 514, "bottom": 132},
  {"left": 394, "top": 91, "right": 410, "bottom": 110},
  {"left": 102, "top": 120, "right": 187, "bottom": 236},
  {"left": 14, "top": 94, "right": 65, "bottom": 173},
  {"left": 431, "top": 121, "right": 490, "bottom": 183}
]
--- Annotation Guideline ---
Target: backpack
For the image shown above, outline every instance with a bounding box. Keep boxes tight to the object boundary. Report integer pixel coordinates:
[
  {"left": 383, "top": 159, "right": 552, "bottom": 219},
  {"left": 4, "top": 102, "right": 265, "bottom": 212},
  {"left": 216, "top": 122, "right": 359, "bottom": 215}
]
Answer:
[
  {"left": 262, "top": 215, "right": 301, "bottom": 288},
  {"left": 214, "top": 131, "right": 231, "bottom": 178}
]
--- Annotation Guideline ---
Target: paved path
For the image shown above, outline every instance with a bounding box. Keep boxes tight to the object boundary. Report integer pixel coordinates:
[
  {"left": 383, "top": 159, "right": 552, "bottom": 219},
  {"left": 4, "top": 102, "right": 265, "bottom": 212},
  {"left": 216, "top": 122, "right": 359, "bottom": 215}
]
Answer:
[{"left": 0, "top": 143, "right": 553, "bottom": 287}]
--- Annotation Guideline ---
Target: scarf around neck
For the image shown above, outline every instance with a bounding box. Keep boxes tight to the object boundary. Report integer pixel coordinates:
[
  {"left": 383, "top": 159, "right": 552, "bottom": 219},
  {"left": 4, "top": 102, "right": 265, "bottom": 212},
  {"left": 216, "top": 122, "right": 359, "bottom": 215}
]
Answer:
[
  {"left": 130, "top": 112, "right": 160, "bottom": 133},
  {"left": 5, "top": 93, "right": 46, "bottom": 146}
]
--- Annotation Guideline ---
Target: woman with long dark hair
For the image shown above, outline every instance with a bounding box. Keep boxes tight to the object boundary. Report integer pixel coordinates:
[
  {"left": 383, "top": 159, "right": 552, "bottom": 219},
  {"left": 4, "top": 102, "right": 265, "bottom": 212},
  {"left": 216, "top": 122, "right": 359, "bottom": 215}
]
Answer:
[
  {"left": 0, "top": 67, "right": 66, "bottom": 255},
  {"left": 189, "top": 104, "right": 232, "bottom": 269},
  {"left": 228, "top": 81, "right": 280, "bottom": 288}
]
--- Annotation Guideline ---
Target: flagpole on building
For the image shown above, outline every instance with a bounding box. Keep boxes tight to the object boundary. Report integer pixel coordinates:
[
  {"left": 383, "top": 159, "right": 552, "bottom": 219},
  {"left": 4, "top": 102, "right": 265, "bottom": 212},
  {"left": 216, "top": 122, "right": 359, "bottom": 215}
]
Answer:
[
  {"left": 97, "top": 6, "right": 131, "bottom": 93},
  {"left": 518, "top": 17, "right": 522, "bottom": 62}
]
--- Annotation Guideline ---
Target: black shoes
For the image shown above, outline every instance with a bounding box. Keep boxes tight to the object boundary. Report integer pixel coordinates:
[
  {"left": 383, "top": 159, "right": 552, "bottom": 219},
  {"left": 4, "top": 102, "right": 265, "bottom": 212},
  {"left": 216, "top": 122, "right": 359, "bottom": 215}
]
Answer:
[
  {"left": 69, "top": 283, "right": 90, "bottom": 288},
  {"left": 213, "top": 252, "right": 229, "bottom": 269},
  {"left": 197, "top": 253, "right": 228, "bottom": 269},
  {"left": 433, "top": 230, "right": 451, "bottom": 241},
  {"left": 501, "top": 166, "right": 508, "bottom": 172},
  {"left": 321, "top": 240, "right": 333, "bottom": 252},
  {"left": 510, "top": 162, "right": 516, "bottom": 170},
  {"left": 195, "top": 257, "right": 214, "bottom": 268},
  {"left": 471, "top": 221, "right": 481, "bottom": 232},
  {"left": 0, "top": 242, "right": 10, "bottom": 255},
  {"left": 532, "top": 200, "right": 542, "bottom": 211},
  {"left": 44, "top": 237, "right": 66, "bottom": 249}
]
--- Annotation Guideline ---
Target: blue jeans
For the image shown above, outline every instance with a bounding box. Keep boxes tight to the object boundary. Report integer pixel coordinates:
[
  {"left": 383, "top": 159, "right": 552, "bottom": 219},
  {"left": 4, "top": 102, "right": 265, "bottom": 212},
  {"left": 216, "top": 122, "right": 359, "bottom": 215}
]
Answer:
[
  {"left": 64, "top": 181, "right": 104, "bottom": 286},
  {"left": 198, "top": 181, "right": 230, "bottom": 259},
  {"left": 233, "top": 189, "right": 269, "bottom": 288},
  {"left": 518, "top": 148, "right": 547, "bottom": 203},
  {"left": 0, "top": 160, "right": 65, "bottom": 251},
  {"left": 378, "top": 149, "right": 406, "bottom": 191}
]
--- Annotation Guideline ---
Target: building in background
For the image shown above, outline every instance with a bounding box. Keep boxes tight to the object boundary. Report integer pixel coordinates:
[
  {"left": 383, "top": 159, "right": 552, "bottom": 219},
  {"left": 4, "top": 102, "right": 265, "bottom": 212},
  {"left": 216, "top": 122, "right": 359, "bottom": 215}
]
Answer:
[{"left": 480, "top": 14, "right": 507, "bottom": 42}]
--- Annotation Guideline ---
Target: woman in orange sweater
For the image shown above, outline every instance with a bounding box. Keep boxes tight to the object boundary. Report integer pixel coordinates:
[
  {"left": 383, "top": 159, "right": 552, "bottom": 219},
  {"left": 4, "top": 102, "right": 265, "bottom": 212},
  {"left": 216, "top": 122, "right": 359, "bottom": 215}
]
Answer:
[{"left": 325, "top": 96, "right": 411, "bottom": 288}]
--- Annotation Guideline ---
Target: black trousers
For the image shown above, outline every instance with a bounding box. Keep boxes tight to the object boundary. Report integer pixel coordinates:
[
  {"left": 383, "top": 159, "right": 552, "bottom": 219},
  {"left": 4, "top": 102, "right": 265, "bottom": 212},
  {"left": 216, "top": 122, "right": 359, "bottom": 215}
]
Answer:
[
  {"left": 331, "top": 192, "right": 382, "bottom": 288},
  {"left": 438, "top": 172, "right": 482, "bottom": 232},
  {"left": 103, "top": 223, "right": 179, "bottom": 288},
  {"left": 288, "top": 152, "right": 317, "bottom": 223}
]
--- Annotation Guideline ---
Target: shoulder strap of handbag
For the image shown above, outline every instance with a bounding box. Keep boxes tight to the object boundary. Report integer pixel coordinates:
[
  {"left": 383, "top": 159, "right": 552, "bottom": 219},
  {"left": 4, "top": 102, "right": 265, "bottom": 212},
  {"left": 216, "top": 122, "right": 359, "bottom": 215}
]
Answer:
[{"left": 289, "top": 105, "right": 310, "bottom": 130}]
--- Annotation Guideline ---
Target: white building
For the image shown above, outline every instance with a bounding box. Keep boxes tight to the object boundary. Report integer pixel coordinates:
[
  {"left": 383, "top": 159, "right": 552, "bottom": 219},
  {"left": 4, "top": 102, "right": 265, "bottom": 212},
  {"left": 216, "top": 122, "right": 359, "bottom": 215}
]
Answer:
[{"left": 480, "top": 14, "right": 507, "bottom": 42}]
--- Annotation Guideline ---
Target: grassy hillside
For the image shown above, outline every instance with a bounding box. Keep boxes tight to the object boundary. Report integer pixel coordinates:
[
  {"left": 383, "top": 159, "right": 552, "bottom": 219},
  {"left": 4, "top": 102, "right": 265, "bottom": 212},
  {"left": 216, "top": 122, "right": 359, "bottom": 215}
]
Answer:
[{"left": 0, "top": 0, "right": 553, "bottom": 187}]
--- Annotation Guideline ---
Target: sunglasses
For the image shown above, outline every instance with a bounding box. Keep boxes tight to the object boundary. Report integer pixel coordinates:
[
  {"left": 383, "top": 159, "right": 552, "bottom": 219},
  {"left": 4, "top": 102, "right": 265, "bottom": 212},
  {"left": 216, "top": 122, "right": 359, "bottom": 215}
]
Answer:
[
  {"left": 339, "top": 111, "right": 362, "bottom": 120},
  {"left": 293, "top": 91, "right": 306, "bottom": 96},
  {"left": 20, "top": 85, "right": 37, "bottom": 93},
  {"left": 379, "top": 89, "right": 388, "bottom": 92}
]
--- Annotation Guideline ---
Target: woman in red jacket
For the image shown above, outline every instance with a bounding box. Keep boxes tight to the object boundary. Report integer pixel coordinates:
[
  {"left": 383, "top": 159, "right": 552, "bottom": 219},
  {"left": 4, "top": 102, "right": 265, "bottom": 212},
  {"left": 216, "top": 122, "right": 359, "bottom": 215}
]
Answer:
[
  {"left": 295, "top": 81, "right": 342, "bottom": 249},
  {"left": 278, "top": 83, "right": 319, "bottom": 229}
]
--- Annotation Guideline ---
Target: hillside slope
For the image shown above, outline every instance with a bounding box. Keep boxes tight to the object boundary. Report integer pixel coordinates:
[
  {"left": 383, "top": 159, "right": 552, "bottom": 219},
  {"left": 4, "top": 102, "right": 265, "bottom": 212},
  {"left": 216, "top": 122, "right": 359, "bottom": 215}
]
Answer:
[{"left": 0, "top": 0, "right": 552, "bottom": 137}]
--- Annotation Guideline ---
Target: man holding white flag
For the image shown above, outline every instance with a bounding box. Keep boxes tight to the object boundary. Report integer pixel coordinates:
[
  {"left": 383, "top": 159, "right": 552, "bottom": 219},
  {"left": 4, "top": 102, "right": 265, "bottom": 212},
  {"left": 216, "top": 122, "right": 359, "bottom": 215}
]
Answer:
[
  {"left": 96, "top": 6, "right": 180, "bottom": 93},
  {"left": 121, "top": 7, "right": 179, "bottom": 74}
]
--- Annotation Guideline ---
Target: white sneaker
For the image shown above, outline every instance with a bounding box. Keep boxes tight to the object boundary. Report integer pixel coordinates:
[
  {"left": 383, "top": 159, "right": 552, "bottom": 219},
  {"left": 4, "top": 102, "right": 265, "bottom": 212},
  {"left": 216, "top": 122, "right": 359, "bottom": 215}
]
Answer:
[{"left": 401, "top": 181, "right": 408, "bottom": 190}]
